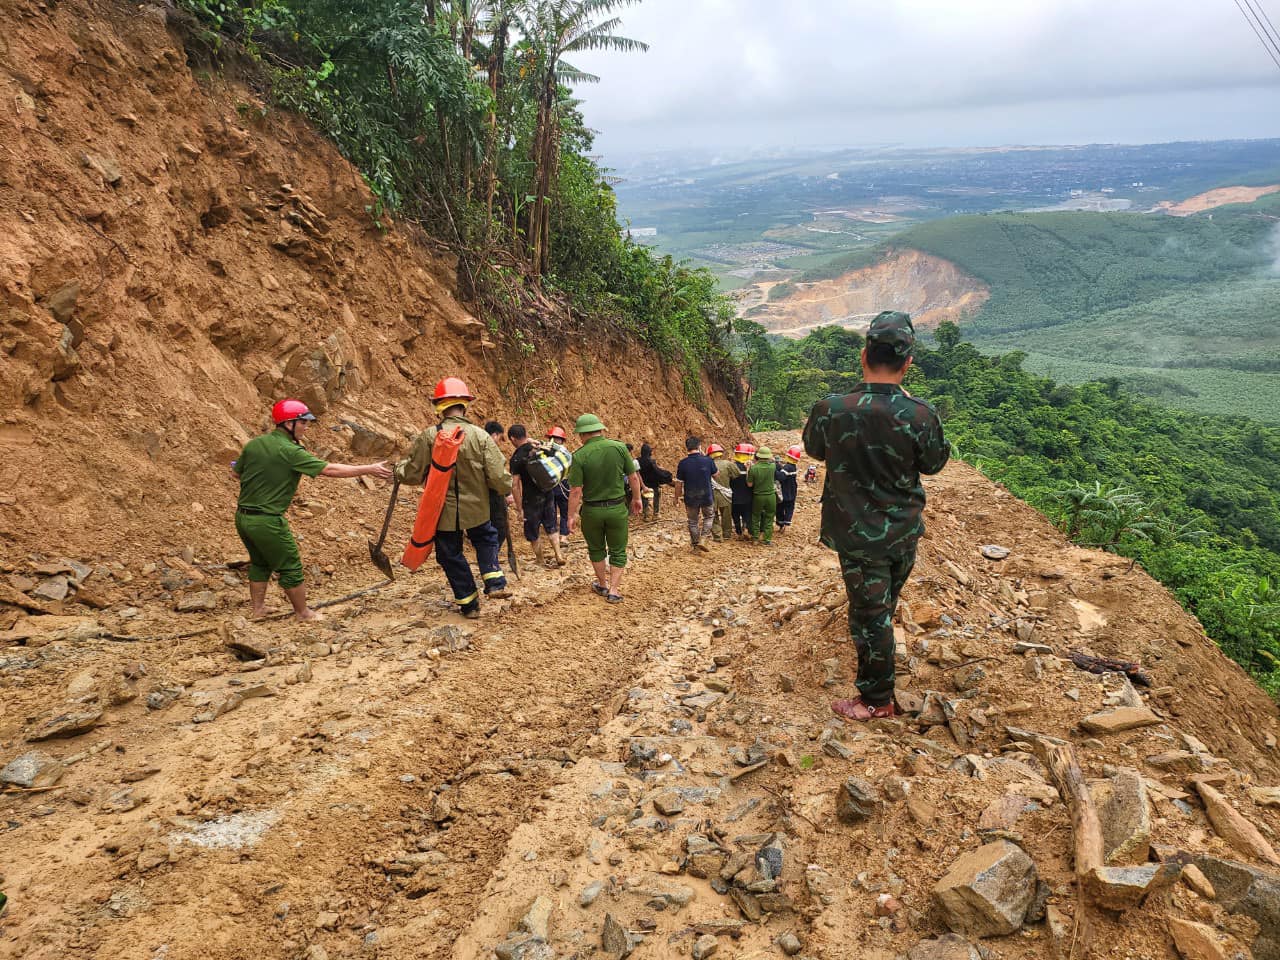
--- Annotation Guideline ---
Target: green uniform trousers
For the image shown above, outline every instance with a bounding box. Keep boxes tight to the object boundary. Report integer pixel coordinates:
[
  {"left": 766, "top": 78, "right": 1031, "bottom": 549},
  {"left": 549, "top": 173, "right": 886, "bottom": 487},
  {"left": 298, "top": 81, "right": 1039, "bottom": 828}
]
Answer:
[
  {"left": 839, "top": 547, "right": 916, "bottom": 707},
  {"left": 713, "top": 491, "right": 733, "bottom": 540},
  {"left": 750, "top": 495, "right": 777, "bottom": 543},
  {"left": 580, "top": 503, "right": 629, "bottom": 567},
  {"left": 235, "top": 512, "right": 305, "bottom": 588}
]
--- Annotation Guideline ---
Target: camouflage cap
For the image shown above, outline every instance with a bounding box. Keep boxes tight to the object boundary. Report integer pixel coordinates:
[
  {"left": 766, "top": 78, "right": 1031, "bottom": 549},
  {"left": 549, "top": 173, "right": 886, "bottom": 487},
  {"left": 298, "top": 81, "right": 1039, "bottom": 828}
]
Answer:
[{"left": 866, "top": 311, "right": 915, "bottom": 359}]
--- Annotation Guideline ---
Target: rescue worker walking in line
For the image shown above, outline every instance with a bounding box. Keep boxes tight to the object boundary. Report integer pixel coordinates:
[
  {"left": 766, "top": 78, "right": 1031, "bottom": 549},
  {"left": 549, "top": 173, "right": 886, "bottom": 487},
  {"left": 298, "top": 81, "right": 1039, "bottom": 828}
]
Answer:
[
  {"left": 707, "top": 443, "right": 734, "bottom": 543},
  {"left": 396, "top": 378, "right": 513, "bottom": 618},
  {"left": 746, "top": 447, "right": 778, "bottom": 546},
  {"left": 802, "top": 311, "right": 950, "bottom": 721},
  {"left": 638, "top": 443, "right": 673, "bottom": 521},
  {"left": 775, "top": 445, "right": 801, "bottom": 533},
  {"left": 726, "top": 443, "right": 756, "bottom": 539},
  {"left": 509, "top": 424, "right": 565, "bottom": 568},
  {"left": 484, "top": 421, "right": 516, "bottom": 575},
  {"left": 674, "top": 436, "right": 717, "bottom": 553},
  {"left": 234, "top": 399, "right": 392, "bottom": 622},
  {"left": 545, "top": 427, "right": 572, "bottom": 544},
  {"left": 566, "top": 413, "right": 642, "bottom": 603}
]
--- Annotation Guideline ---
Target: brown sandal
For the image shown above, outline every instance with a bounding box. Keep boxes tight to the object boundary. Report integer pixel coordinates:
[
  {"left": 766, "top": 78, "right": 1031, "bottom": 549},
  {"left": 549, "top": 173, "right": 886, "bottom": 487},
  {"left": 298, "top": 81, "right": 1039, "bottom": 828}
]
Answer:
[{"left": 831, "top": 697, "right": 900, "bottom": 721}]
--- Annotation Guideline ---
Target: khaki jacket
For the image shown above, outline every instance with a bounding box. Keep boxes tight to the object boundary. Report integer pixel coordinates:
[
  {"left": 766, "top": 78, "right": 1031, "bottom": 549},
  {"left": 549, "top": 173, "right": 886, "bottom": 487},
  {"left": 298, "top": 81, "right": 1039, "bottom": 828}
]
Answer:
[{"left": 396, "top": 416, "right": 512, "bottom": 532}]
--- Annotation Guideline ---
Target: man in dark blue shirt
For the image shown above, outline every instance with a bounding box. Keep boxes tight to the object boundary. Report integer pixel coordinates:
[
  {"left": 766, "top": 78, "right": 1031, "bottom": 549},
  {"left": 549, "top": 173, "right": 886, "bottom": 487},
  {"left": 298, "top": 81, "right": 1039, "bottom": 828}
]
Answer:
[{"left": 675, "top": 436, "right": 718, "bottom": 553}]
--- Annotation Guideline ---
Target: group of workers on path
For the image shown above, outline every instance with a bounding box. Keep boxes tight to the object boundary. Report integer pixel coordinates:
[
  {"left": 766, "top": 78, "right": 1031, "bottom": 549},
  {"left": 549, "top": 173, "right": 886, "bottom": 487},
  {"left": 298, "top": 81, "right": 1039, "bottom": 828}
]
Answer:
[{"left": 232, "top": 311, "right": 948, "bottom": 723}]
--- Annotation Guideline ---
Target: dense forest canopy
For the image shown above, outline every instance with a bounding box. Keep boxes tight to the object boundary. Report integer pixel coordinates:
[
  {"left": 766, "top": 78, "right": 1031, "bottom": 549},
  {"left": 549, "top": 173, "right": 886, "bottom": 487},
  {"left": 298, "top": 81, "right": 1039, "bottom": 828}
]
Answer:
[{"left": 741, "top": 320, "right": 1280, "bottom": 692}]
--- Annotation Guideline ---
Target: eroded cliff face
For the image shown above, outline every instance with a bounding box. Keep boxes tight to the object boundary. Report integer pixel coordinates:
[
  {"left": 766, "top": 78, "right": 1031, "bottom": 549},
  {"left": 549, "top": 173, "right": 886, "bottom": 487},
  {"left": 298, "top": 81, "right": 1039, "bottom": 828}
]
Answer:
[
  {"left": 741, "top": 249, "right": 989, "bottom": 338},
  {"left": 0, "top": 0, "right": 740, "bottom": 563}
]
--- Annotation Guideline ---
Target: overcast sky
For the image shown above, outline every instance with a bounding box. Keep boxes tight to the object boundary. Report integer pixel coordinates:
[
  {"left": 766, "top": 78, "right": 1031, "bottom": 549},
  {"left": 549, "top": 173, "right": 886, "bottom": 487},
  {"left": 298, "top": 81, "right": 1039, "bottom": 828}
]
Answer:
[{"left": 569, "top": 0, "right": 1280, "bottom": 159}]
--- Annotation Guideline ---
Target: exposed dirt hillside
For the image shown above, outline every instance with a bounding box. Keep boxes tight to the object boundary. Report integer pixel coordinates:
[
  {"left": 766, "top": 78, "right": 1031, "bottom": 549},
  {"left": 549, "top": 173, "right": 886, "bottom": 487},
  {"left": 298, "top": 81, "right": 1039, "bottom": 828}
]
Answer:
[
  {"left": 1154, "top": 185, "right": 1280, "bottom": 216},
  {"left": 739, "top": 251, "right": 989, "bottom": 339},
  {"left": 0, "top": 0, "right": 739, "bottom": 573},
  {"left": 5, "top": 445, "right": 1280, "bottom": 960}
]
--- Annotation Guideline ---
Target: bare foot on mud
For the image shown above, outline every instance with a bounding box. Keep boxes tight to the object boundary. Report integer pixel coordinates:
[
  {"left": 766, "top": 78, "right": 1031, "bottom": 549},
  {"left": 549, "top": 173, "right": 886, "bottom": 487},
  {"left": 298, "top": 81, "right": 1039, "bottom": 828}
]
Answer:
[{"left": 296, "top": 608, "right": 326, "bottom": 622}]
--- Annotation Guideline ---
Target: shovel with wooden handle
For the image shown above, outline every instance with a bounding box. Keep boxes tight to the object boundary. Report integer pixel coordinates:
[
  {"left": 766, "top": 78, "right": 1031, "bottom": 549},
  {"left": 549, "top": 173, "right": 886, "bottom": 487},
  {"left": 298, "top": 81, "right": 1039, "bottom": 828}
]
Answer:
[{"left": 368, "top": 478, "right": 400, "bottom": 579}]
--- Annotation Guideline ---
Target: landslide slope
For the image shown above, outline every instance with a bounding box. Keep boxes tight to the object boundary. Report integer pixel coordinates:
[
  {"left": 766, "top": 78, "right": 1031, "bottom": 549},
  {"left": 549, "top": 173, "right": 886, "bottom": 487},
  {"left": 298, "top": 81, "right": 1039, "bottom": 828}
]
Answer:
[
  {"left": 0, "top": 0, "right": 739, "bottom": 569},
  {"left": 741, "top": 250, "right": 989, "bottom": 339}
]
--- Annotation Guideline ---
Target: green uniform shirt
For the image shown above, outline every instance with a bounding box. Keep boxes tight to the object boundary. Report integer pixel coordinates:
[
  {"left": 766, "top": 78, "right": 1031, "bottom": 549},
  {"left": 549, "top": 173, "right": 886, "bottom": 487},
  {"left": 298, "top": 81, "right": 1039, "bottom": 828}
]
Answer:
[
  {"left": 802, "top": 382, "right": 950, "bottom": 558},
  {"left": 396, "top": 416, "right": 512, "bottom": 533},
  {"left": 746, "top": 462, "right": 777, "bottom": 499},
  {"left": 235, "top": 428, "right": 329, "bottom": 515},
  {"left": 566, "top": 436, "right": 634, "bottom": 502}
]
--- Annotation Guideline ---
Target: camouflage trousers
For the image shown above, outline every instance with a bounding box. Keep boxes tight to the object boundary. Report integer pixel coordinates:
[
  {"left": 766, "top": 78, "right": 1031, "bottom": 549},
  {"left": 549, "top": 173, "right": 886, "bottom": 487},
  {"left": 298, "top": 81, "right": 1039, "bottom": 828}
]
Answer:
[{"left": 838, "top": 547, "right": 916, "bottom": 707}]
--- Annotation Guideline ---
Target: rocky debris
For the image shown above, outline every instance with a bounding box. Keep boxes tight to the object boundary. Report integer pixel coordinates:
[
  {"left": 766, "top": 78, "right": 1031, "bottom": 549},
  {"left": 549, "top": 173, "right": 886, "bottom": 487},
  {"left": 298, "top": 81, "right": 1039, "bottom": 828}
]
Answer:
[
  {"left": 174, "top": 591, "right": 217, "bottom": 613},
  {"left": 601, "top": 913, "right": 633, "bottom": 959},
  {"left": 32, "top": 576, "right": 72, "bottom": 602},
  {"left": 932, "top": 840, "right": 1037, "bottom": 937},
  {"left": 146, "top": 687, "right": 183, "bottom": 711},
  {"left": 286, "top": 661, "right": 313, "bottom": 685},
  {"left": 836, "top": 776, "right": 881, "bottom": 824},
  {"left": 1196, "top": 780, "right": 1280, "bottom": 867},
  {"left": 653, "top": 790, "right": 685, "bottom": 816},
  {"left": 44, "top": 282, "right": 81, "bottom": 324},
  {"left": 1181, "top": 863, "right": 1216, "bottom": 899},
  {"left": 580, "top": 881, "right": 604, "bottom": 908},
  {"left": 1147, "top": 750, "right": 1210, "bottom": 774},
  {"left": 1012, "top": 640, "right": 1053, "bottom": 655},
  {"left": 518, "top": 895, "right": 553, "bottom": 941},
  {"left": 1085, "top": 862, "right": 1181, "bottom": 911},
  {"left": 979, "top": 544, "right": 1010, "bottom": 560},
  {"left": 26, "top": 705, "right": 103, "bottom": 741},
  {"left": 1, "top": 750, "right": 65, "bottom": 788},
  {"left": 220, "top": 618, "right": 272, "bottom": 660},
  {"left": 1194, "top": 855, "right": 1280, "bottom": 956},
  {"left": 1090, "top": 768, "right": 1151, "bottom": 865},
  {"left": 776, "top": 932, "right": 803, "bottom": 956},
  {"left": 82, "top": 151, "right": 123, "bottom": 184},
  {"left": 191, "top": 691, "right": 243, "bottom": 724},
  {"left": 1079, "top": 705, "right": 1161, "bottom": 735},
  {"left": 907, "top": 935, "right": 983, "bottom": 960},
  {"left": 1248, "top": 786, "right": 1280, "bottom": 808},
  {"left": 1168, "top": 917, "right": 1243, "bottom": 960},
  {"left": 691, "top": 934, "right": 718, "bottom": 959}
]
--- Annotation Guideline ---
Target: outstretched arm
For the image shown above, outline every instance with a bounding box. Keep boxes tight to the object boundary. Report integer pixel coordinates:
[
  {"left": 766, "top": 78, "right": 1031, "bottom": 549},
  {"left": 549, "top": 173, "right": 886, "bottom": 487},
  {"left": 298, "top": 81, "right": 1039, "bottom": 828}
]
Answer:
[{"left": 321, "top": 461, "right": 393, "bottom": 480}]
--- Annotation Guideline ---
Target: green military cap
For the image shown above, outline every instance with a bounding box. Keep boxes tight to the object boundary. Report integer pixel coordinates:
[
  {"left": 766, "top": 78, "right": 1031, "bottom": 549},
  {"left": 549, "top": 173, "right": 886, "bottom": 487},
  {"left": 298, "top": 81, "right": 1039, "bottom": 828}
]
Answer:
[
  {"left": 574, "top": 413, "right": 606, "bottom": 434},
  {"left": 866, "top": 310, "right": 915, "bottom": 358},
  {"left": 755, "top": 447, "right": 773, "bottom": 459}
]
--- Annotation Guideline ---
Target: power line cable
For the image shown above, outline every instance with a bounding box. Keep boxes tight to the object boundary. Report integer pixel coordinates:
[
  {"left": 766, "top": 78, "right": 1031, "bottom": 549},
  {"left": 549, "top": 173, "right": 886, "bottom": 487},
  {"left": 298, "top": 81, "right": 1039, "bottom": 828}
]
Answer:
[
  {"left": 1244, "top": 0, "right": 1280, "bottom": 50},
  {"left": 1233, "top": 0, "right": 1280, "bottom": 70}
]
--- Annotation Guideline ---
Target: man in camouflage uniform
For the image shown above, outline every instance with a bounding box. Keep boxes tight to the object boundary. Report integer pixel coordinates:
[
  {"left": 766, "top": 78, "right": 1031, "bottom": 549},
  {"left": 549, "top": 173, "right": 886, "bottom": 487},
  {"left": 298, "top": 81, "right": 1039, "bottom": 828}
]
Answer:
[{"left": 802, "top": 311, "right": 950, "bottom": 720}]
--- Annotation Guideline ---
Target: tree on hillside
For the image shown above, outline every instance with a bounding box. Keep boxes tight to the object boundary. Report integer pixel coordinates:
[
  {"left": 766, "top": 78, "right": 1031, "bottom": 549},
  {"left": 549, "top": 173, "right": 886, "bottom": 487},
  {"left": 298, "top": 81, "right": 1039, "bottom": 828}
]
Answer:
[{"left": 516, "top": 0, "right": 647, "bottom": 279}]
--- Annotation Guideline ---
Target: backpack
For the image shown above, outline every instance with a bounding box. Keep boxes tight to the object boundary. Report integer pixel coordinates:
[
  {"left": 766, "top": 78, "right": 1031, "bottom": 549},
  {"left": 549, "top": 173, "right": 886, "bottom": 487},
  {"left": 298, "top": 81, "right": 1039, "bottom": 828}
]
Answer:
[{"left": 526, "top": 442, "right": 572, "bottom": 493}]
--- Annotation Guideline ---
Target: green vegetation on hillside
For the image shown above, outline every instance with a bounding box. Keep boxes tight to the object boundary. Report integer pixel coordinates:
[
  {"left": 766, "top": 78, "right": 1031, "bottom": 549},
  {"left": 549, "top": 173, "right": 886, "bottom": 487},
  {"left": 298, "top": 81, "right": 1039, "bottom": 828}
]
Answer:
[
  {"left": 798, "top": 194, "right": 1280, "bottom": 420},
  {"left": 739, "top": 321, "right": 1280, "bottom": 692},
  {"left": 180, "top": 0, "right": 738, "bottom": 406}
]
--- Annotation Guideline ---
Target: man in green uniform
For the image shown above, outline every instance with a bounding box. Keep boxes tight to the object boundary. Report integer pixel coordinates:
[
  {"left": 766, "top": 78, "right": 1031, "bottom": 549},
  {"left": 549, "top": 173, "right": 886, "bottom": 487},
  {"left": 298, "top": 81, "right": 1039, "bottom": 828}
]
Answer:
[
  {"left": 566, "top": 413, "right": 642, "bottom": 603},
  {"left": 235, "top": 399, "right": 392, "bottom": 622},
  {"left": 396, "top": 377, "right": 513, "bottom": 618},
  {"left": 745, "top": 447, "right": 779, "bottom": 545},
  {"left": 707, "top": 444, "right": 734, "bottom": 542},
  {"left": 802, "top": 311, "right": 950, "bottom": 721}
]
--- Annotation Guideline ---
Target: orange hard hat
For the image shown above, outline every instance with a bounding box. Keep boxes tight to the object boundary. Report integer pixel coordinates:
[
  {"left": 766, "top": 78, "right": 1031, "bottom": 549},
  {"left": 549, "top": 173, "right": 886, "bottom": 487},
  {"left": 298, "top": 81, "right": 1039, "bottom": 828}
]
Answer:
[
  {"left": 546, "top": 426, "right": 567, "bottom": 441},
  {"left": 432, "top": 376, "right": 475, "bottom": 403},
  {"left": 707, "top": 443, "right": 725, "bottom": 456},
  {"left": 786, "top": 445, "right": 803, "bottom": 461},
  {"left": 271, "top": 399, "right": 316, "bottom": 425}
]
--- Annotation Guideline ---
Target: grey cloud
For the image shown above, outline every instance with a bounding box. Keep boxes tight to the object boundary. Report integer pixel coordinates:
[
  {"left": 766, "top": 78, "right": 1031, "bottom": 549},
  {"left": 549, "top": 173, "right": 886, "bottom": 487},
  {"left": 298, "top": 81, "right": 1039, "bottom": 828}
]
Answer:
[{"left": 570, "top": 0, "right": 1280, "bottom": 153}]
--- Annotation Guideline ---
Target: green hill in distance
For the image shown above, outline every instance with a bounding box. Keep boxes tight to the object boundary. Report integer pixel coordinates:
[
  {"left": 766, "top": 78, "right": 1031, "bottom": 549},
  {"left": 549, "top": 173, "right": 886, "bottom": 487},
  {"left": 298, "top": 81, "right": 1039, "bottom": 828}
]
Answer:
[{"left": 805, "top": 193, "right": 1280, "bottom": 421}]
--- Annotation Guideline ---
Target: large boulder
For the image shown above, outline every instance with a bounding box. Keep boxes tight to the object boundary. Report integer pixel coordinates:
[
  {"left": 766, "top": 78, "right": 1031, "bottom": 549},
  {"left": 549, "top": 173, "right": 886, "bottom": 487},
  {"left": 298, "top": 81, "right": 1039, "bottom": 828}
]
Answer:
[
  {"left": 1194, "top": 855, "right": 1280, "bottom": 958},
  {"left": 933, "top": 840, "right": 1037, "bottom": 937}
]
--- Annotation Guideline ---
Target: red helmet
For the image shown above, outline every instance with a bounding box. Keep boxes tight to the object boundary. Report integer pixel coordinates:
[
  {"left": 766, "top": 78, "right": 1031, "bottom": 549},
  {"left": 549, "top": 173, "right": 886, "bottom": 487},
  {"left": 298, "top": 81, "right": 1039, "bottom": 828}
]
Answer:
[
  {"left": 733, "top": 442, "right": 756, "bottom": 455},
  {"left": 432, "top": 376, "right": 475, "bottom": 403},
  {"left": 546, "top": 426, "right": 567, "bottom": 441},
  {"left": 786, "top": 445, "right": 803, "bottom": 461},
  {"left": 707, "top": 443, "right": 725, "bottom": 456},
  {"left": 271, "top": 399, "right": 316, "bottom": 425}
]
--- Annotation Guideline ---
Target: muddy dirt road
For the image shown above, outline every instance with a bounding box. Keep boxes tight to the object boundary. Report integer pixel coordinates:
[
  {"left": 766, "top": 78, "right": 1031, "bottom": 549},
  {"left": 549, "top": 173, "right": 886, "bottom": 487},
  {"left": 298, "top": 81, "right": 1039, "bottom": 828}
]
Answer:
[{"left": 6, "top": 447, "right": 1280, "bottom": 960}]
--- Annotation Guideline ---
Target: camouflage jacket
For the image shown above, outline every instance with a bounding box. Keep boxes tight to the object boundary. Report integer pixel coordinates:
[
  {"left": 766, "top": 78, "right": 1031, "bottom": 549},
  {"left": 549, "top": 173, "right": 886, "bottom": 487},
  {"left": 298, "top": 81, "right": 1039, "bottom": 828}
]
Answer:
[{"left": 802, "top": 383, "right": 950, "bottom": 558}]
